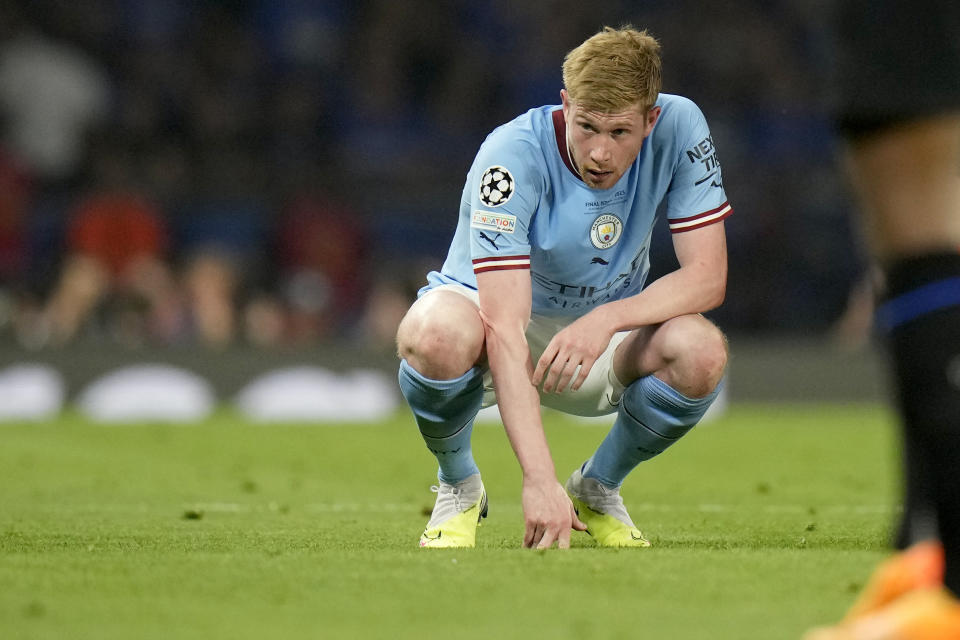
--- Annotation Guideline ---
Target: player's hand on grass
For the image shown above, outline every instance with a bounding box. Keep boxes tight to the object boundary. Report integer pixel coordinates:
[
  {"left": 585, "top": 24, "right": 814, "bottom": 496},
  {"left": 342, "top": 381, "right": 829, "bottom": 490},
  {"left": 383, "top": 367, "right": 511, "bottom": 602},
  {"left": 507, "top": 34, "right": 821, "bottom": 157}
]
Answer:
[
  {"left": 521, "top": 477, "right": 587, "bottom": 549},
  {"left": 533, "top": 310, "right": 615, "bottom": 394}
]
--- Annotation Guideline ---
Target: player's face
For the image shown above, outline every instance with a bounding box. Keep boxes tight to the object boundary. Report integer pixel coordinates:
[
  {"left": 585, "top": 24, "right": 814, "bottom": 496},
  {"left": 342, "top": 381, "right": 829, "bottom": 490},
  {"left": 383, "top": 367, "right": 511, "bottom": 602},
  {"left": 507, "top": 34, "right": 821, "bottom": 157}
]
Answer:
[{"left": 561, "top": 90, "right": 661, "bottom": 190}]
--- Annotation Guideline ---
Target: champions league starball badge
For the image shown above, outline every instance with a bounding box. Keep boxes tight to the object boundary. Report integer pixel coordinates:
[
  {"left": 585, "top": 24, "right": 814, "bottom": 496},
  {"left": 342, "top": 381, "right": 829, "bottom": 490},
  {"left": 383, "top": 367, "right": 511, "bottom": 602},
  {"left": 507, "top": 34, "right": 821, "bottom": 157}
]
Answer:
[
  {"left": 479, "top": 166, "right": 515, "bottom": 207},
  {"left": 590, "top": 214, "right": 623, "bottom": 249}
]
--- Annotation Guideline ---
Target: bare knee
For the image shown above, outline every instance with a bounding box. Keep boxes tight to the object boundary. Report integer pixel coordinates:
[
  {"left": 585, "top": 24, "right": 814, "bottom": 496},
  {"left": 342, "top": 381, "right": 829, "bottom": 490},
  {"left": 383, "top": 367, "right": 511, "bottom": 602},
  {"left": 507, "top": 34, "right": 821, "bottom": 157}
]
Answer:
[
  {"left": 655, "top": 316, "right": 728, "bottom": 398},
  {"left": 396, "top": 292, "right": 485, "bottom": 380}
]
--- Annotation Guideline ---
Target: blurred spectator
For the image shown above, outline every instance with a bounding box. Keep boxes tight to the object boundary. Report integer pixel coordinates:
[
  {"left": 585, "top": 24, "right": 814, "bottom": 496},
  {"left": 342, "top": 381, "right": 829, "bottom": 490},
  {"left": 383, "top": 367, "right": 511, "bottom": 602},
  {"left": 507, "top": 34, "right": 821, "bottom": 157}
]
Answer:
[
  {"left": 243, "top": 292, "right": 286, "bottom": 347},
  {"left": 171, "top": 197, "right": 270, "bottom": 347},
  {"left": 38, "top": 148, "right": 176, "bottom": 346},
  {"left": 274, "top": 187, "right": 370, "bottom": 343},
  {"left": 830, "top": 266, "right": 884, "bottom": 352},
  {"left": 0, "top": 146, "right": 33, "bottom": 285},
  {"left": 0, "top": 145, "right": 35, "bottom": 338},
  {"left": 359, "top": 259, "right": 434, "bottom": 352},
  {"left": 180, "top": 248, "right": 239, "bottom": 348},
  {"left": 0, "top": 16, "right": 110, "bottom": 188}
]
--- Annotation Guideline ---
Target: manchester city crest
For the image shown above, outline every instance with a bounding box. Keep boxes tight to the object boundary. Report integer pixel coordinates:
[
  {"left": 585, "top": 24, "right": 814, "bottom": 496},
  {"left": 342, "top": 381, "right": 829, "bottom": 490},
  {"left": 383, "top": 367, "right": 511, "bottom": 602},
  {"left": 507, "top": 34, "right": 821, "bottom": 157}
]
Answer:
[{"left": 590, "top": 214, "right": 623, "bottom": 249}]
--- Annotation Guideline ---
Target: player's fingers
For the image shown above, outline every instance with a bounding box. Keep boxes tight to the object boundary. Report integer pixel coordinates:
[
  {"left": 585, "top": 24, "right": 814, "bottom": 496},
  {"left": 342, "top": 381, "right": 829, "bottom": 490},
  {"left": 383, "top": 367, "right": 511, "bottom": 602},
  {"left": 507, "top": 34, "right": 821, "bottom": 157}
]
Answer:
[
  {"left": 531, "top": 360, "right": 546, "bottom": 387},
  {"left": 570, "top": 503, "right": 588, "bottom": 531},
  {"left": 555, "top": 358, "right": 582, "bottom": 394},
  {"left": 571, "top": 359, "right": 594, "bottom": 391},
  {"left": 573, "top": 514, "right": 588, "bottom": 531},
  {"left": 532, "top": 344, "right": 559, "bottom": 385},
  {"left": 558, "top": 525, "right": 572, "bottom": 549},
  {"left": 544, "top": 356, "right": 569, "bottom": 394},
  {"left": 523, "top": 522, "right": 544, "bottom": 549},
  {"left": 523, "top": 522, "right": 536, "bottom": 548},
  {"left": 541, "top": 362, "right": 558, "bottom": 393},
  {"left": 536, "top": 525, "right": 559, "bottom": 550}
]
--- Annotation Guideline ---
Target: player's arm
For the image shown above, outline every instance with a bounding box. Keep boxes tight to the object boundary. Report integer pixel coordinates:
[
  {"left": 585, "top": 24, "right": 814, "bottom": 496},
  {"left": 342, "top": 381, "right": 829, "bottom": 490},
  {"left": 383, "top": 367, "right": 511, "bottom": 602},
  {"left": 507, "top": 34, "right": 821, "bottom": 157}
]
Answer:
[
  {"left": 535, "top": 220, "right": 727, "bottom": 393},
  {"left": 601, "top": 219, "right": 727, "bottom": 330},
  {"left": 476, "top": 267, "right": 585, "bottom": 548}
]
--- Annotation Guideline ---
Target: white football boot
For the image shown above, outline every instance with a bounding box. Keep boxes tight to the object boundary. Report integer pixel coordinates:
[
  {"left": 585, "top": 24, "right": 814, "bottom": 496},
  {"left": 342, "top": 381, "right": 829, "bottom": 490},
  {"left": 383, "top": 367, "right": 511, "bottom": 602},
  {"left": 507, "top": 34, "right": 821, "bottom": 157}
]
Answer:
[
  {"left": 419, "top": 473, "right": 488, "bottom": 548},
  {"left": 565, "top": 467, "right": 650, "bottom": 547}
]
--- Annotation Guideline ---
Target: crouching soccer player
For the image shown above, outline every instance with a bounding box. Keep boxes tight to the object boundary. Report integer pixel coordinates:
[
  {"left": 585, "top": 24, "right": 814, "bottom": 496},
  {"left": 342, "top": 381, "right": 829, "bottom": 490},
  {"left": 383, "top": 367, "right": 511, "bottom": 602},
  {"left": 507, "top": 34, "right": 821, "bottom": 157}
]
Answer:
[{"left": 396, "top": 26, "right": 731, "bottom": 550}]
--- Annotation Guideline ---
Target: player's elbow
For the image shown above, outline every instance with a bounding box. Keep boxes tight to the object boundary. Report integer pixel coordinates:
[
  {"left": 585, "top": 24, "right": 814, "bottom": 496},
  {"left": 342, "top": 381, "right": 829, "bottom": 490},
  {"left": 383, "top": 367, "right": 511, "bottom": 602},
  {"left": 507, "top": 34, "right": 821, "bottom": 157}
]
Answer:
[
  {"left": 478, "top": 310, "right": 528, "bottom": 357},
  {"left": 702, "top": 271, "right": 726, "bottom": 310},
  {"left": 682, "top": 253, "right": 727, "bottom": 311}
]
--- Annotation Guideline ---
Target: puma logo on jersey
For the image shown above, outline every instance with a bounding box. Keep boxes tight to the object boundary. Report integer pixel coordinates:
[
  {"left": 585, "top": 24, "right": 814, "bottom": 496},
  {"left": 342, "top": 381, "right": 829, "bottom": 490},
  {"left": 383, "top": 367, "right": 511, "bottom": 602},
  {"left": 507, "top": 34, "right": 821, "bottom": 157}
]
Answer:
[{"left": 479, "top": 232, "right": 503, "bottom": 250}]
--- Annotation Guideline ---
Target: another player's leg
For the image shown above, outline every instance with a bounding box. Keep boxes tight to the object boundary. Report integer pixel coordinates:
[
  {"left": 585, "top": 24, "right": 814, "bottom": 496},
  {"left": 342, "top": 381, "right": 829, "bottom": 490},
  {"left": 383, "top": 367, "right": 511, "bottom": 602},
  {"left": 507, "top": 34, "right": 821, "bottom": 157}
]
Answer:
[
  {"left": 804, "top": 0, "right": 960, "bottom": 632},
  {"left": 814, "top": 249, "right": 960, "bottom": 633},
  {"left": 805, "top": 588, "right": 960, "bottom": 640},
  {"left": 566, "top": 314, "right": 727, "bottom": 547},
  {"left": 806, "top": 112, "right": 960, "bottom": 634},
  {"left": 841, "top": 541, "right": 945, "bottom": 624},
  {"left": 397, "top": 290, "right": 488, "bottom": 548}
]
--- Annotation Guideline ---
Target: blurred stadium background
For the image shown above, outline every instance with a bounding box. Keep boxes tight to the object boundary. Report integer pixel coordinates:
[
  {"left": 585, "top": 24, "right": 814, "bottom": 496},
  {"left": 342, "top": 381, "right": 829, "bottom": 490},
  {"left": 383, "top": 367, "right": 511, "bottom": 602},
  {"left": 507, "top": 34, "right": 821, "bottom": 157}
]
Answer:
[{"left": 0, "top": 0, "right": 883, "bottom": 421}]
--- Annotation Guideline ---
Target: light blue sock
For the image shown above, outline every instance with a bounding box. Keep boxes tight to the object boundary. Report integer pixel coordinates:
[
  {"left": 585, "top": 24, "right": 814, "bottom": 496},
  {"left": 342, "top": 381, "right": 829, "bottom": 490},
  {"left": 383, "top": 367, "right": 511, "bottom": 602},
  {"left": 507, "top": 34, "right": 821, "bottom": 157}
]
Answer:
[
  {"left": 398, "top": 359, "right": 483, "bottom": 485},
  {"left": 583, "top": 374, "right": 723, "bottom": 488}
]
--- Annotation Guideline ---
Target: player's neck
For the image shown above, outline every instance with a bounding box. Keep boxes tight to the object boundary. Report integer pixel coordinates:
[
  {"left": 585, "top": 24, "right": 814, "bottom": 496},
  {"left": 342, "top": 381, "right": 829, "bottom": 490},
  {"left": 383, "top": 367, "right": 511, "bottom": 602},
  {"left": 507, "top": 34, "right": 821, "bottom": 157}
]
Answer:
[{"left": 565, "top": 129, "right": 583, "bottom": 180}]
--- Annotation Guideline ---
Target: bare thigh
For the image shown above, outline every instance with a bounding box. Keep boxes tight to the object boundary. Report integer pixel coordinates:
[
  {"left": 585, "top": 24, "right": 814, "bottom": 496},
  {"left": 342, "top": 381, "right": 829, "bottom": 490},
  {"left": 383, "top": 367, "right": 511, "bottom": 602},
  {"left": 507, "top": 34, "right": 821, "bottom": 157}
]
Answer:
[{"left": 847, "top": 114, "right": 960, "bottom": 258}]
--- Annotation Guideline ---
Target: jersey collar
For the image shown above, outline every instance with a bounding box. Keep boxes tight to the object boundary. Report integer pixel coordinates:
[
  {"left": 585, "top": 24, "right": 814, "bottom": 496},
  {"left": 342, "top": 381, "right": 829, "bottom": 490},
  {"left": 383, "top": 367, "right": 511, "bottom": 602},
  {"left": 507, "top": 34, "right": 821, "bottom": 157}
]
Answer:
[{"left": 551, "top": 108, "right": 582, "bottom": 182}]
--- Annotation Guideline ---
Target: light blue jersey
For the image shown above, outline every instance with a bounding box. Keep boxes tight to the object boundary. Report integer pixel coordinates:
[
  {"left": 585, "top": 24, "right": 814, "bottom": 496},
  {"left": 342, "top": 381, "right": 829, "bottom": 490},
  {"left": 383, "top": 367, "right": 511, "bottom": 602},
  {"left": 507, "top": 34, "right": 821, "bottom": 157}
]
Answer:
[{"left": 424, "top": 93, "right": 732, "bottom": 317}]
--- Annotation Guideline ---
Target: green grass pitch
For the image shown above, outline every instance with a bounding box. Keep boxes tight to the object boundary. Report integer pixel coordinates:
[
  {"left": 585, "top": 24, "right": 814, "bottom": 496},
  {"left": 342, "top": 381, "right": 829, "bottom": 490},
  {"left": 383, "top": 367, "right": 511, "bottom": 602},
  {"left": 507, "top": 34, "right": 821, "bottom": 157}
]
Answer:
[{"left": 1, "top": 403, "right": 899, "bottom": 639}]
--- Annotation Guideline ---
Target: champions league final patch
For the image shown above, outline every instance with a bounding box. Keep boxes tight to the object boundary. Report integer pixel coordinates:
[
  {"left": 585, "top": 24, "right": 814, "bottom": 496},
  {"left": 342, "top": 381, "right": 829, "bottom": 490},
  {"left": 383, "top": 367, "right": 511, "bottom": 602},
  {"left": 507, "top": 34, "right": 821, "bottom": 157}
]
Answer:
[{"left": 479, "top": 166, "right": 515, "bottom": 207}]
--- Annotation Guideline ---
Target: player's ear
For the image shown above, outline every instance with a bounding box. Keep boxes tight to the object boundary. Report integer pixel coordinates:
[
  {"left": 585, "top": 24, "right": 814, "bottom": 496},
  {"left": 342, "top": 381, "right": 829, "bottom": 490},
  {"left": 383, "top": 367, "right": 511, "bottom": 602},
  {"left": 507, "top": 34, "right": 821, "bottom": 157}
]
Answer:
[
  {"left": 560, "top": 89, "right": 571, "bottom": 116},
  {"left": 643, "top": 106, "right": 662, "bottom": 137}
]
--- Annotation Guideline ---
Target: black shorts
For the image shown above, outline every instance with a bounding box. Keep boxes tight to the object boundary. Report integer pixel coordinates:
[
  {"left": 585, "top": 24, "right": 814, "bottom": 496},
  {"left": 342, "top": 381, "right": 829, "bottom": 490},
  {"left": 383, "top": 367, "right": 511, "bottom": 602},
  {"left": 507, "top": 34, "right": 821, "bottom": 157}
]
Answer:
[{"left": 837, "top": 0, "right": 960, "bottom": 138}]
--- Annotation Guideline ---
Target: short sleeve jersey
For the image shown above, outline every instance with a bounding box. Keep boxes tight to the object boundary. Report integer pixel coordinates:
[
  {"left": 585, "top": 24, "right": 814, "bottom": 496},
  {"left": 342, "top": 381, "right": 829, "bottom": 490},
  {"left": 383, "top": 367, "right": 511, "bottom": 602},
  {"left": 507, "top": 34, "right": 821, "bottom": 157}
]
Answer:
[{"left": 424, "top": 93, "right": 732, "bottom": 317}]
